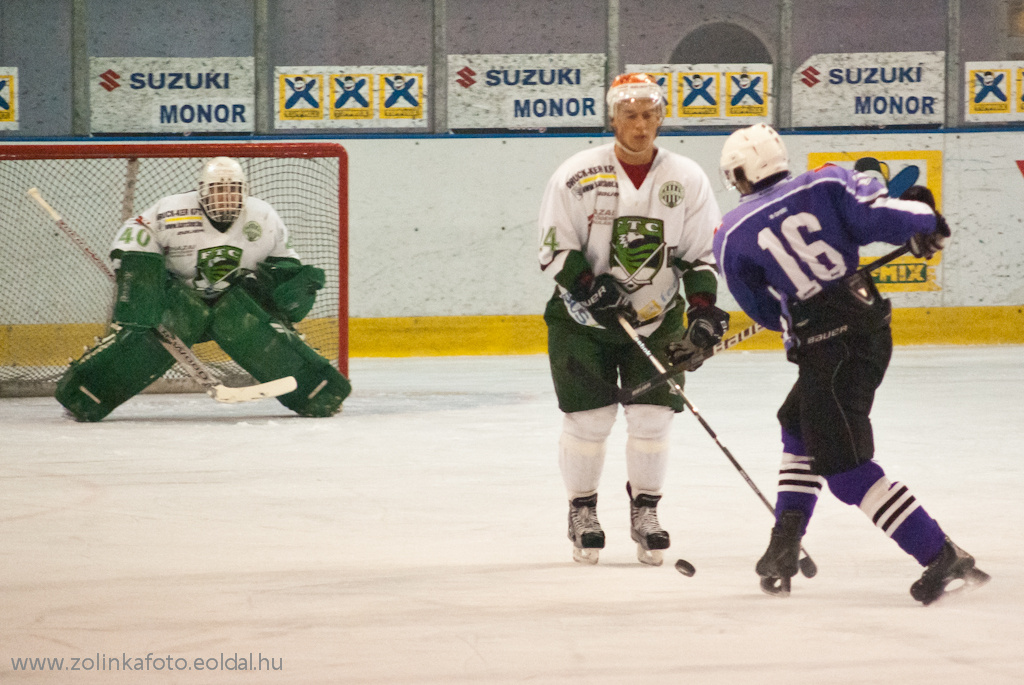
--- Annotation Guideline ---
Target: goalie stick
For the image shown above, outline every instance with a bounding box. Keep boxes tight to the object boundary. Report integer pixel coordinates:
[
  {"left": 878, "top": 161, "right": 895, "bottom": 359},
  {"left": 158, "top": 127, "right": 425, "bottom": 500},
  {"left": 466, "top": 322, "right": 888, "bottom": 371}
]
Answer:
[
  {"left": 613, "top": 243, "right": 913, "bottom": 404},
  {"left": 27, "top": 186, "right": 297, "bottom": 404},
  {"left": 616, "top": 315, "right": 819, "bottom": 580}
]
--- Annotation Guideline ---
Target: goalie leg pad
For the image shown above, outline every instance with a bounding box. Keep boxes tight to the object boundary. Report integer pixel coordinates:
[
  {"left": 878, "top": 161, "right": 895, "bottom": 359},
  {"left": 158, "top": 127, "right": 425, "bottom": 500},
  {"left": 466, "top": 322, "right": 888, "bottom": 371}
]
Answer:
[
  {"left": 112, "top": 251, "right": 167, "bottom": 329},
  {"left": 209, "top": 287, "right": 351, "bottom": 416},
  {"left": 55, "top": 328, "right": 177, "bottom": 421},
  {"left": 163, "top": 279, "right": 215, "bottom": 343},
  {"left": 55, "top": 284, "right": 212, "bottom": 422}
]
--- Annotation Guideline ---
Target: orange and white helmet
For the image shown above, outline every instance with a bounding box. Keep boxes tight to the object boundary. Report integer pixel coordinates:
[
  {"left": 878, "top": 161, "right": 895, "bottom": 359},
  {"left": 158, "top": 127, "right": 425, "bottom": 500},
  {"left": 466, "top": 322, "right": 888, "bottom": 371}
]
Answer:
[
  {"left": 198, "top": 156, "right": 247, "bottom": 224},
  {"left": 606, "top": 73, "right": 666, "bottom": 119}
]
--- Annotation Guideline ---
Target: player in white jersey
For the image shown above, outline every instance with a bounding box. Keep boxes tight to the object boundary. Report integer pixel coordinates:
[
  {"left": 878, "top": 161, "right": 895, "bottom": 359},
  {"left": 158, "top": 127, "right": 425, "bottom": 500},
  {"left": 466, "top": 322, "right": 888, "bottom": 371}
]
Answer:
[
  {"left": 56, "top": 157, "right": 351, "bottom": 421},
  {"left": 113, "top": 177, "right": 298, "bottom": 299},
  {"left": 538, "top": 73, "right": 729, "bottom": 565}
]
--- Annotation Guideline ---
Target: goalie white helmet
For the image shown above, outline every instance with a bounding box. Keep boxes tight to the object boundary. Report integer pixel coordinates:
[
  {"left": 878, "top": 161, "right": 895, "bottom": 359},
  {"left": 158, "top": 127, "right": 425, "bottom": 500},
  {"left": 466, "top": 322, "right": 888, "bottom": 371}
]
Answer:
[
  {"left": 198, "top": 156, "right": 247, "bottom": 224},
  {"left": 720, "top": 123, "right": 789, "bottom": 190},
  {"left": 606, "top": 72, "right": 666, "bottom": 119}
]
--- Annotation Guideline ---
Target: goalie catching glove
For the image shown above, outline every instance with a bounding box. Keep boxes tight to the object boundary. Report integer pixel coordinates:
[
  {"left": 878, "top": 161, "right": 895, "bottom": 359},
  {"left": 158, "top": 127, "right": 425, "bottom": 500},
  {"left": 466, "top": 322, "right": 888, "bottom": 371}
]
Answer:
[
  {"left": 570, "top": 270, "right": 639, "bottom": 329},
  {"left": 666, "top": 298, "right": 730, "bottom": 371},
  {"left": 237, "top": 259, "right": 325, "bottom": 324},
  {"left": 901, "top": 185, "right": 952, "bottom": 260}
]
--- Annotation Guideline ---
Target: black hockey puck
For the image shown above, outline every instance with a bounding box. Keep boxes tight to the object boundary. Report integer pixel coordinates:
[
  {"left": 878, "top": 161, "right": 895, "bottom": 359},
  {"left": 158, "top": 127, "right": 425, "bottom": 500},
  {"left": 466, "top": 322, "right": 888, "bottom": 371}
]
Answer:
[{"left": 674, "top": 559, "right": 696, "bottom": 577}]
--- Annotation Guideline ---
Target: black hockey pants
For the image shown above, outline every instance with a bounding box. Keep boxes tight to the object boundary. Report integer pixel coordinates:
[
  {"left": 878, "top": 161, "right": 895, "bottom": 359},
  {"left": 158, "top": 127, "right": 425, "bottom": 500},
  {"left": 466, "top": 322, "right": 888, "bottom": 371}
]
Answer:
[{"left": 777, "top": 324, "right": 893, "bottom": 477}]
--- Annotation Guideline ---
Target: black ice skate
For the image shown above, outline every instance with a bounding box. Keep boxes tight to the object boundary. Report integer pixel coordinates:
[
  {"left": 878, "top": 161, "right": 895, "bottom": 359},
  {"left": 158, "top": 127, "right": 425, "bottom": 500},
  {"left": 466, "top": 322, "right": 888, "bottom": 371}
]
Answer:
[
  {"left": 910, "top": 537, "right": 991, "bottom": 606},
  {"left": 756, "top": 510, "right": 805, "bottom": 597},
  {"left": 567, "top": 493, "right": 605, "bottom": 564},
  {"left": 628, "top": 485, "right": 670, "bottom": 567}
]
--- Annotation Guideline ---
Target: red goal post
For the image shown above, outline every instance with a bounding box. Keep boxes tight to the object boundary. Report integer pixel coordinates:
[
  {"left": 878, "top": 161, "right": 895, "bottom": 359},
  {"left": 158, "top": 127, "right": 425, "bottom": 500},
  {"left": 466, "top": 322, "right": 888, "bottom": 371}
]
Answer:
[{"left": 0, "top": 141, "right": 348, "bottom": 397}]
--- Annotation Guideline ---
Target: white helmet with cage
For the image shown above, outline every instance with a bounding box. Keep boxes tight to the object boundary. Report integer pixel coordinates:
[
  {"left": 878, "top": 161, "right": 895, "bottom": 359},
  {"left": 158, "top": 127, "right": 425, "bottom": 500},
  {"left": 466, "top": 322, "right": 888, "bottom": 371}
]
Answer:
[
  {"left": 606, "top": 72, "right": 666, "bottom": 120},
  {"left": 198, "top": 156, "right": 247, "bottom": 224},
  {"left": 720, "top": 123, "right": 789, "bottom": 190}
]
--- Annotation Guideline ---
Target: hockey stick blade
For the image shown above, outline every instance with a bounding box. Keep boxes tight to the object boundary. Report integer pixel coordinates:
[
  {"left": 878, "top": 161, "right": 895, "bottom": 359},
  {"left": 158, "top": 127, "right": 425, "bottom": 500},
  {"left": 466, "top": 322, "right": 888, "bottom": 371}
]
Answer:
[
  {"left": 154, "top": 325, "right": 297, "bottom": 404},
  {"left": 208, "top": 376, "right": 298, "bottom": 403}
]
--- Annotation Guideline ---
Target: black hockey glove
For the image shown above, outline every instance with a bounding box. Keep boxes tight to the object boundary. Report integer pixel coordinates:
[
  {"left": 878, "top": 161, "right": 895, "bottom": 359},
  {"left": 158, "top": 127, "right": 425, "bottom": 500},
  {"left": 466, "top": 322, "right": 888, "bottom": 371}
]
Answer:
[
  {"left": 901, "top": 185, "right": 951, "bottom": 259},
  {"left": 909, "top": 213, "right": 951, "bottom": 260},
  {"left": 900, "top": 184, "right": 935, "bottom": 207},
  {"left": 666, "top": 303, "right": 730, "bottom": 371},
  {"left": 571, "top": 271, "right": 639, "bottom": 329}
]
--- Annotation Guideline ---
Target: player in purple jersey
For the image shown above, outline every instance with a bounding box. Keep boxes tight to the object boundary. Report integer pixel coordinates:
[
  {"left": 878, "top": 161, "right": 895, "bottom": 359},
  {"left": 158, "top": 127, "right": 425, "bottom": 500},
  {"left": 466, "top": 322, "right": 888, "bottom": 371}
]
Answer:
[{"left": 715, "top": 123, "right": 987, "bottom": 604}]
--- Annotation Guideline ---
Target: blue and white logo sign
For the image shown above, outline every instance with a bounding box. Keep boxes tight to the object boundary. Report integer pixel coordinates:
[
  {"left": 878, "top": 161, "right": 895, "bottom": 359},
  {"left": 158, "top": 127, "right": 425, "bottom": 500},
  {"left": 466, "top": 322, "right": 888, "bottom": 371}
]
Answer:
[
  {"left": 628, "top": 63, "right": 772, "bottom": 126},
  {"left": 331, "top": 73, "right": 372, "bottom": 119},
  {"left": 274, "top": 65, "right": 428, "bottom": 129},
  {"left": 0, "top": 68, "right": 17, "bottom": 130},
  {"left": 279, "top": 73, "right": 324, "bottom": 120},
  {"left": 90, "top": 57, "right": 254, "bottom": 133},
  {"left": 791, "top": 51, "right": 944, "bottom": 127},
  {"left": 447, "top": 53, "right": 606, "bottom": 129},
  {"left": 964, "top": 61, "right": 1024, "bottom": 123}
]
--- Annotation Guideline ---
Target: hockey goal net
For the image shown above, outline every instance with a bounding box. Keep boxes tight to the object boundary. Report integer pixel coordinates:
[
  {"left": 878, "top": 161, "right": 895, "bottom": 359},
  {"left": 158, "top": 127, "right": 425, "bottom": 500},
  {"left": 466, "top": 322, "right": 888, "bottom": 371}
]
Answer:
[{"left": 0, "top": 142, "right": 348, "bottom": 397}]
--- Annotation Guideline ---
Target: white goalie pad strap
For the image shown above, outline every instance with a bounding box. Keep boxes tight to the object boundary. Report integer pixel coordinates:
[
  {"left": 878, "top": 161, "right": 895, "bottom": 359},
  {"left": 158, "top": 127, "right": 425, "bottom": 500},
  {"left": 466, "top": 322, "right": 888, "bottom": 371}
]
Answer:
[
  {"left": 859, "top": 477, "right": 921, "bottom": 537},
  {"left": 777, "top": 452, "right": 824, "bottom": 495}
]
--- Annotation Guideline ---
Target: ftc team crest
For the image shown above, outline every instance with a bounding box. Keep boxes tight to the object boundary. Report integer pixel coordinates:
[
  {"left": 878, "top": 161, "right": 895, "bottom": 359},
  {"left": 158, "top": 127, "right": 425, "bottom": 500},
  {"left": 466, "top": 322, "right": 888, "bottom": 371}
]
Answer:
[{"left": 610, "top": 216, "right": 666, "bottom": 292}]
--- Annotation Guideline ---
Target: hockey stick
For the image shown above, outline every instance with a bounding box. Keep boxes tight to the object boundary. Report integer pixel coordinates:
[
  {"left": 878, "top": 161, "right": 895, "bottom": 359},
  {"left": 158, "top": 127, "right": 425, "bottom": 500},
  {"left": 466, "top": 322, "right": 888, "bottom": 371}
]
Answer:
[
  {"left": 617, "top": 315, "right": 818, "bottom": 579},
  {"left": 612, "top": 322, "right": 762, "bottom": 404},
  {"left": 615, "top": 243, "right": 913, "bottom": 404},
  {"left": 151, "top": 324, "right": 296, "bottom": 403},
  {"left": 27, "top": 187, "right": 297, "bottom": 403},
  {"left": 27, "top": 188, "right": 116, "bottom": 281}
]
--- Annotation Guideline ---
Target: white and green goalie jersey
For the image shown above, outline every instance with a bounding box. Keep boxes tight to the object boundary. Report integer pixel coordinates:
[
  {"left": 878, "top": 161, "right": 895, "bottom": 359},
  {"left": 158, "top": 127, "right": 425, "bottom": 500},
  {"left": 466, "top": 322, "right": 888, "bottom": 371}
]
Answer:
[{"left": 111, "top": 191, "right": 299, "bottom": 299}]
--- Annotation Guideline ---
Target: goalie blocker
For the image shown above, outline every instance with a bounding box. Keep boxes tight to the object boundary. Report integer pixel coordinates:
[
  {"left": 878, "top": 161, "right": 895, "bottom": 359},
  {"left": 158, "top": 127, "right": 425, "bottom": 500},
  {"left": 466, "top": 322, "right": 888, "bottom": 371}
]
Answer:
[{"left": 56, "top": 252, "right": 350, "bottom": 421}]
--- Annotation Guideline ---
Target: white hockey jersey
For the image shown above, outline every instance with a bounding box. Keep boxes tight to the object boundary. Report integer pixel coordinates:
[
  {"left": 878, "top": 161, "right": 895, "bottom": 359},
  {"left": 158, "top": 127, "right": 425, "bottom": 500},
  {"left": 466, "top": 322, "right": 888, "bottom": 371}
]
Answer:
[
  {"left": 538, "top": 143, "right": 721, "bottom": 335},
  {"left": 111, "top": 191, "right": 299, "bottom": 299}
]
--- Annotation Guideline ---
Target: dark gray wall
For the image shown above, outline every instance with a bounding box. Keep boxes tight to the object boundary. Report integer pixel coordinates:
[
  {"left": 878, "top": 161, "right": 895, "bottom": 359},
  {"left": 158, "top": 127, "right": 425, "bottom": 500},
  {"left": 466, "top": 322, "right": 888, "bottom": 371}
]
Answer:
[
  {"left": 0, "top": 0, "right": 1012, "bottom": 136},
  {"left": 0, "top": 0, "right": 73, "bottom": 136},
  {"left": 88, "top": 0, "right": 254, "bottom": 57},
  {"left": 270, "top": 0, "right": 433, "bottom": 64},
  {"left": 621, "top": 0, "right": 780, "bottom": 65},
  {"left": 448, "top": 0, "right": 606, "bottom": 54}
]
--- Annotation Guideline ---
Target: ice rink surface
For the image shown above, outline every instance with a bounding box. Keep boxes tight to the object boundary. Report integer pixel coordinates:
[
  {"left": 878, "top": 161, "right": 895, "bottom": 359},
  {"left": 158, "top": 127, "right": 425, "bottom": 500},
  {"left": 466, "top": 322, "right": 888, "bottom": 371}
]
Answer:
[{"left": 2, "top": 346, "right": 1022, "bottom": 684}]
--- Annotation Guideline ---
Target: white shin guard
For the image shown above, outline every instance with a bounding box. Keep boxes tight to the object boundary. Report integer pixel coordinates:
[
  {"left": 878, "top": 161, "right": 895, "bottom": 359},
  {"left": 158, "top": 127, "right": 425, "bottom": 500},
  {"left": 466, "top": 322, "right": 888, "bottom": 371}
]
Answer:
[
  {"left": 624, "top": 404, "right": 673, "bottom": 497},
  {"left": 559, "top": 405, "right": 617, "bottom": 499}
]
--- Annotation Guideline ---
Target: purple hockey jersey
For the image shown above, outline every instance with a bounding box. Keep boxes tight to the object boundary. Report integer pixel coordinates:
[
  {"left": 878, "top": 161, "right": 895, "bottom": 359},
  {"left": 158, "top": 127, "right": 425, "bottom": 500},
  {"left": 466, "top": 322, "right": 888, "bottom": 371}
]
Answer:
[{"left": 713, "top": 165, "right": 938, "bottom": 332}]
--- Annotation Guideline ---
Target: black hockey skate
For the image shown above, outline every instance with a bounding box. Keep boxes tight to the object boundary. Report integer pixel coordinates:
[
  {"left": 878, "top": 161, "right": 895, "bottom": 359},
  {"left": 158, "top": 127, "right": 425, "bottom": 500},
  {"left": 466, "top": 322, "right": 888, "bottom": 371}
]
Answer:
[
  {"left": 910, "top": 537, "right": 991, "bottom": 606},
  {"left": 628, "top": 484, "right": 670, "bottom": 567},
  {"left": 756, "top": 510, "right": 805, "bottom": 597},
  {"left": 568, "top": 493, "right": 605, "bottom": 564}
]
